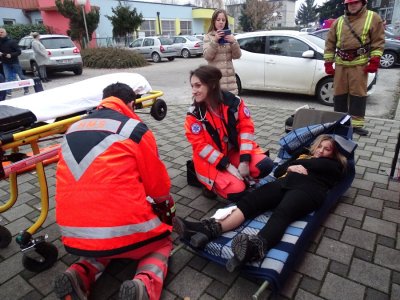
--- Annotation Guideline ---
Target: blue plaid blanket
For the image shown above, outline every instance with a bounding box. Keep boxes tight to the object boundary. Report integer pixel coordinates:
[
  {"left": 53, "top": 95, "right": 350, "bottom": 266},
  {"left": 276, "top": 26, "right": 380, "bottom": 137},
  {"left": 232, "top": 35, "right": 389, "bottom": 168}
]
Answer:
[{"left": 181, "top": 123, "right": 356, "bottom": 292}]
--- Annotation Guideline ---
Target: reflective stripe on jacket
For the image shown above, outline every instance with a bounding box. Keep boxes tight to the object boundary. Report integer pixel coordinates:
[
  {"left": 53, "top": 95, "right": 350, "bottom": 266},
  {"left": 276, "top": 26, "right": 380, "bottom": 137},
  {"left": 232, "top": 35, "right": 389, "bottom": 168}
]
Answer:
[
  {"left": 185, "top": 91, "right": 264, "bottom": 189},
  {"left": 56, "top": 96, "right": 171, "bottom": 257},
  {"left": 324, "top": 7, "right": 385, "bottom": 66}
]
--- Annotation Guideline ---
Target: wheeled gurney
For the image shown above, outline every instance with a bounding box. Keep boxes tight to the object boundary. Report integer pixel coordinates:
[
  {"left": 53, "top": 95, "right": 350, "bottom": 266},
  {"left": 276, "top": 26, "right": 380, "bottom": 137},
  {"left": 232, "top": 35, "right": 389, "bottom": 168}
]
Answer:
[
  {"left": 0, "top": 73, "right": 168, "bottom": 272},
  {"left": 174, "top": 109, "right": 356, "bottom": 299}
]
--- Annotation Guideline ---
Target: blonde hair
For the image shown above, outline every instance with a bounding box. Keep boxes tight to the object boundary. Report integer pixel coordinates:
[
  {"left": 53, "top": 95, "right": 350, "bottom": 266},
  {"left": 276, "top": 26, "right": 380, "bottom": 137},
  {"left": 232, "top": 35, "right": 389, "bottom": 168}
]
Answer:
[{"left": 309, "top": 134, "right": 347, "bottom": 170}]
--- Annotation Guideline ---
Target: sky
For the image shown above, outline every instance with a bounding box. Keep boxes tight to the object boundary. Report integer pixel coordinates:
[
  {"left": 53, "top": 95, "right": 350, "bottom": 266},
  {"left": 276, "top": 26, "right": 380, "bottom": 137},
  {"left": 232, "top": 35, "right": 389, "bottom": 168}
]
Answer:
[{"left": 135, "top": 0, "right": 329, "bottom": 15}]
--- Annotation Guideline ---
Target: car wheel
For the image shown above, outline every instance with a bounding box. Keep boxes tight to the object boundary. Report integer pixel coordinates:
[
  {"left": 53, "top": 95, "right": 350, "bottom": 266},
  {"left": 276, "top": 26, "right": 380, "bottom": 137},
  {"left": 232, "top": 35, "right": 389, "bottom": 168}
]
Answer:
[
  {"left": 316, "top": 77, "right": 334, "bottom": 106},
  {"left": 167, "top": 57, "right": 175, "bottom": 61},
  {"left": 182, "top": 49, "right": 191, "bottom": 58},
  {"left": 235, "top": 74, "right": 242, "bottom": 95},
  {"left": 380, "top": 51, "right": 397, "bottom": 69},
  {"left": 73, "top": 67, "right": 83, "bottom": 75},
  {"left": 31, "top": 61, "right": 39, "bottom": 78},
  {"left": 152, "top": 52, "right": 161, "bottom": 63}
]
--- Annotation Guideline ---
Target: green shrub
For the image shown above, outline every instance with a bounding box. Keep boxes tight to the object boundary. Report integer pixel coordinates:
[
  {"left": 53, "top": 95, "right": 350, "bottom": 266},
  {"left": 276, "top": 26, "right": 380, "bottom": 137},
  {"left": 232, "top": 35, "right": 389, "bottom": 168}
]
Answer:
[
  {"left": 3, "top": 24, "right": 50, "bottom": 41},
  {"left": 81, "top": 47, "right": 148, "bottom": 68}
]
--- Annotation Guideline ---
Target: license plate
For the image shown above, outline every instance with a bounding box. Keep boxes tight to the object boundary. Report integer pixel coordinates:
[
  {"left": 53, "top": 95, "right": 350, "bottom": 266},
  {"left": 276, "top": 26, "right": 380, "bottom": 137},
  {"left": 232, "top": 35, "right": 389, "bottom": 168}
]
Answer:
[{"left": 58, "top": 59, "right": 72, "bottom": 64}]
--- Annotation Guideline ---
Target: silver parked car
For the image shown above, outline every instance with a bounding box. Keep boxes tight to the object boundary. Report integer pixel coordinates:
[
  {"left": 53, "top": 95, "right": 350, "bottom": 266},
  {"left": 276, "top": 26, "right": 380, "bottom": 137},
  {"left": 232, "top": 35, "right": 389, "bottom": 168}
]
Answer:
[
  {"left": 128, "top": 36, "right": 177, "bottom": 63},
  {"left": 171, "top": 35, "right": 203, "bottom": 58},
  {"left": 18, "top": 34, "right": 83, "bottom": 76}
]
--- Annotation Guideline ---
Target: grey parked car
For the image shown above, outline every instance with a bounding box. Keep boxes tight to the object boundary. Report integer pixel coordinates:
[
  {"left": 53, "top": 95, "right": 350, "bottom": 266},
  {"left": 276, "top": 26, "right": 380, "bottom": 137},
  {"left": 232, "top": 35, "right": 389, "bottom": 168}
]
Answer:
[
  {"left": 18, "top": 34, "right": 83, "bottom": 76},
  {"left": 172, "top": 35, "right": 203, "bottom": 58},
  {"left": 128, "top": 36, "right": 177, "bottom": 63}
]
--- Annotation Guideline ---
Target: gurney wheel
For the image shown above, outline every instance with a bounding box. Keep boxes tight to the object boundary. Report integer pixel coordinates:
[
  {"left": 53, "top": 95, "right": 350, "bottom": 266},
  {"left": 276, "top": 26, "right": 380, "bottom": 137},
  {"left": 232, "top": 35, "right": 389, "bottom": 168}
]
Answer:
[
  {"left": 22, "top": 242, "right": 58, "bottom": 272},
  {"left": 150, "top": 99, "right": 167, "bottom": 121},
  {"left": 0, "top": 226, "right": 12, "bottom": 248}
]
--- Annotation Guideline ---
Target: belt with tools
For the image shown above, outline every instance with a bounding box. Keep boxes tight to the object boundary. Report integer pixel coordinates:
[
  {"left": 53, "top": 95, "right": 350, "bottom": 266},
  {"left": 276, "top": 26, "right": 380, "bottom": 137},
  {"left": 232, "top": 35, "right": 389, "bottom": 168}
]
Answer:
[{"left": 336, "top": 45, "right": 370, "bottom": 61}]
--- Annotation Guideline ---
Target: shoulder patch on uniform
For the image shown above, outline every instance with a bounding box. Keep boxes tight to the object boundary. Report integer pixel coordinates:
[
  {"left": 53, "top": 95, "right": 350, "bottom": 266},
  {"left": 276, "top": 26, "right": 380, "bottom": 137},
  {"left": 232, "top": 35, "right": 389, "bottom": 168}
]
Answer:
[
  {"left": 191, "top": 123, "right": 202, "bottom": 134},
  {"left": 243, "top": 106, "right": 251, "bottom": 118}
]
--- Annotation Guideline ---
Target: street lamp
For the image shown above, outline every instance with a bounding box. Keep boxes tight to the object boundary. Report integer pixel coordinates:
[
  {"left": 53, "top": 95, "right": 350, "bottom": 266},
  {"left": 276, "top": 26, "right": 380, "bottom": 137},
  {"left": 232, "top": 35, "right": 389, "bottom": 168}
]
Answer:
[
  {"left": 76, "top": 0, "right": 90, "bottom": 48},
  {"left": 156, "top": 11, "right": 162, "bottom": 35}
]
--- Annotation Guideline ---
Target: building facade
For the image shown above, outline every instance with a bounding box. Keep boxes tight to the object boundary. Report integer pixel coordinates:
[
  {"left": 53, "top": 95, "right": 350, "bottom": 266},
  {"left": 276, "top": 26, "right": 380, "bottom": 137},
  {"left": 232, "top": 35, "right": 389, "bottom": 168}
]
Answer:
[{"left": 0, "top": 0, "right": 235, "bottom": 45}]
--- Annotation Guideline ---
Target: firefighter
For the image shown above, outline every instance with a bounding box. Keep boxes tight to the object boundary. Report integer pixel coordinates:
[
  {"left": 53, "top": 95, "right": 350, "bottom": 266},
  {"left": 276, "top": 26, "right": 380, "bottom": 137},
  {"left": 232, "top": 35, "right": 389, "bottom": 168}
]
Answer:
[
  {"left": 324, "top": 0, "right": 385, "bottom": 136},
  {"left": 186, "top": 65, "right": 273, "bottom": 201},
  {"left": 53, "top": 83, "right": 175, "bottom": 300}
]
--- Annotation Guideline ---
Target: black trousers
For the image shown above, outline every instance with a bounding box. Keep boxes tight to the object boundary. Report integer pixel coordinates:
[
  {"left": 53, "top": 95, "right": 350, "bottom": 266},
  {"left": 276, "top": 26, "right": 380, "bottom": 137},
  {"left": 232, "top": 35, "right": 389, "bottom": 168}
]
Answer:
[{"left": 236, "top": 180, "right": 323, "bottom": 248}]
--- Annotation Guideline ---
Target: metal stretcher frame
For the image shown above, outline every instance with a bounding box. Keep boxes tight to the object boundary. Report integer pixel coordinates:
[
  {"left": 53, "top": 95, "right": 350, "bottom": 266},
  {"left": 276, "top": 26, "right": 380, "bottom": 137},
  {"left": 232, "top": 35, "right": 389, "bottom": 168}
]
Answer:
[
  {"left": 173, "top": 109, "right": 356, "bottom": 299},
  {"left": 0, "top": 77, "right": 167, "bottom": 272}
]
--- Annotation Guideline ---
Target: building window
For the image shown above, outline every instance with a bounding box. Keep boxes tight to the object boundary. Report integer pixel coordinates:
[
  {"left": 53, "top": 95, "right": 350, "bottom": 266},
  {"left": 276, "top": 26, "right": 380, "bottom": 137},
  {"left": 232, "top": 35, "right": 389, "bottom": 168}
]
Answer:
[
  {"left": 35, "top": 19, "right": 43, "bottom": 24},
  {"left": 161, "top": 20, "right": 175, "bottom": 37},
  {"left": 372, "top": 0, "right": 381, "bottom": 7},
  {"left": 141, "top": 20, "right": 156, "bottom": 36},
  {"left": 3, "top": 19, "right": 16, "bottom": 25},
  {"left": 180, "top": 21, "right": 192, "bottom": 35}
]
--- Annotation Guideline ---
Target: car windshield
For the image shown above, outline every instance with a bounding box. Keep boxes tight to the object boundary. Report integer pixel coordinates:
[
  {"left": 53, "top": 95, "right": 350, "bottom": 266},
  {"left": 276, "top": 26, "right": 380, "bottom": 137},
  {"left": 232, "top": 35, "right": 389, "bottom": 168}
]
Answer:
[
  {"left": 159, "top": 37, "right": 173, "bottom": 45},
  {"left": 303, "top": 34, "right": 326, "bottom": 49},
  {"left": 41, "top": 37, "right": 75, "bottom": 49},
  {"left": 185, "top": 36, "right": 198, "bottom": 41}
]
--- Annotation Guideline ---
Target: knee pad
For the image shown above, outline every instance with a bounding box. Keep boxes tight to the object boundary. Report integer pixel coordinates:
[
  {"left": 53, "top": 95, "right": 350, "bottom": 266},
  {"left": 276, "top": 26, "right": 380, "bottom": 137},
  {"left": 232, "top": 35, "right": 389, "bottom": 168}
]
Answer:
[
  {"left": 227, "top": 189, "right": 251, "bottom": 202},
  {"left": 333, "top": 94, "right": 349, "bottom": 112},
  {"left": 255, "top": 157, "right": 274, "bottom": 178}
]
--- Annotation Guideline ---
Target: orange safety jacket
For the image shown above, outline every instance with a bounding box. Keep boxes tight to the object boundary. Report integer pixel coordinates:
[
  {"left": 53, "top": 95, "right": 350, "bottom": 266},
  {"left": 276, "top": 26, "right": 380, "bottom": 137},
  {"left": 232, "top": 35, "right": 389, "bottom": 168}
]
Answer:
[
  {"left": 55, "top": 97, "right": 172, "bottom": 257},
  {"left": 185, "top": 91, "right": 264, "bottom": 190}
]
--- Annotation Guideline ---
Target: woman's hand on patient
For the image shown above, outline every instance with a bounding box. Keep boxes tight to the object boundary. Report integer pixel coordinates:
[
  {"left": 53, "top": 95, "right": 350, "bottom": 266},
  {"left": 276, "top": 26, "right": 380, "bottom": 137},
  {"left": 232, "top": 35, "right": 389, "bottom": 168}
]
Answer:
[
  {"left": 227, "top": 163, "right": 244, "bottom": 180},
  {"left": 287, "top": 165, "right": 308, "bottom": 175},
  {"left": 238, "top": 161, "right": 250, "bottom": 177}
]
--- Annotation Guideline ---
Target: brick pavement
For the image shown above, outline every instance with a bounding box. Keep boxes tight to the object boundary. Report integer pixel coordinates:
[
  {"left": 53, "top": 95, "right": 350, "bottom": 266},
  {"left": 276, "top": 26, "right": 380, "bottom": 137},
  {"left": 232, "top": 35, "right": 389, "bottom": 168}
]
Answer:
[{"left": 0, "top": 104, "right": 399, "bottom": 300}]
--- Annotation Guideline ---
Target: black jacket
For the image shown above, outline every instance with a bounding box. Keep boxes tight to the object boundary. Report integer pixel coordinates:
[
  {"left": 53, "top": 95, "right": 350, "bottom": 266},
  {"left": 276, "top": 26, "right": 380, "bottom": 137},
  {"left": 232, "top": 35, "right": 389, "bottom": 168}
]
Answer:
[
  {"left": 0, "top": 36, "right": 21, "bottom": 64},
  {"left": 274, "top": 154, "right": 344, "bottom": 203}
]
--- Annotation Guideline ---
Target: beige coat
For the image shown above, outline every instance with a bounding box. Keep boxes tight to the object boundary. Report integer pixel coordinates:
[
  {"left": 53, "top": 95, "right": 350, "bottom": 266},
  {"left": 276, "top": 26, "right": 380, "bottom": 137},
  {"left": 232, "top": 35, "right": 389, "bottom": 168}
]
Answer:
[
  {"left": 32, "top": 39, "right": 50, "bottom": 66},
  {"left": 203, "top": 31, "right": 242, "bottom": 95}
]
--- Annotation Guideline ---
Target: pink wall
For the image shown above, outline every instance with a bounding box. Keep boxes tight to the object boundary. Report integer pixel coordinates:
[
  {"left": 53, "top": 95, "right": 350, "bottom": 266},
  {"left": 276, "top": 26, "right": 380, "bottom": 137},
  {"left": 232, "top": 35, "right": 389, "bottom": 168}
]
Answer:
[{"left": 38, "top": 0, "right": 94, "bottom": 48}]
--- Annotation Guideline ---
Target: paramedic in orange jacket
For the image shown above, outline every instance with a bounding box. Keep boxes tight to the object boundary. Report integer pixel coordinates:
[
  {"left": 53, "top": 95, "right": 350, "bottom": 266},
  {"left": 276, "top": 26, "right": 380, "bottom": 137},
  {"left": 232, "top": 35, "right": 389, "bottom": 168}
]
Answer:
[
  {"left": 186, "top": 65, "right": 273, "bottom": 200},
  {"left": 54, "top": 83, "right": 175, "bottom": 300}
]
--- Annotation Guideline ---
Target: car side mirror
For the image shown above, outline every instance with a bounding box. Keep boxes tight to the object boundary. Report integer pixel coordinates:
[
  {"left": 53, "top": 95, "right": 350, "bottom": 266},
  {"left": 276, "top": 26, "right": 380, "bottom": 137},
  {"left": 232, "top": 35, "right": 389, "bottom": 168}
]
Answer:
[{"left": 302, "top": 50, "right": 315, "bottom": 58}]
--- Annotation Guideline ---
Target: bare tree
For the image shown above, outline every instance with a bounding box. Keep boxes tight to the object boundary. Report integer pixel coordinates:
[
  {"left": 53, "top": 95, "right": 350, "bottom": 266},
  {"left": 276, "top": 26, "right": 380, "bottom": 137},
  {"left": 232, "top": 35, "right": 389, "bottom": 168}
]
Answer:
[
  {"left": 241, "top": 0, "right": 282, "bottom": 31},
  {"left": 192, "top": 0, "right": 223, "bottom": 8}
]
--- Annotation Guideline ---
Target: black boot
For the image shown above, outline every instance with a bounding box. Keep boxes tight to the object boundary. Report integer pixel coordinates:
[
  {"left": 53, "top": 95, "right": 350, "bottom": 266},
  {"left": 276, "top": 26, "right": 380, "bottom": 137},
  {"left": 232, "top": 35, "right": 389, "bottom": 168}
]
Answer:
[
  {"left": 226, "top": 234, "right": 267, "bottom": 272},
  {"left": 202, "top": 187, "right": 217, "bottom": 199},
  {"left": 173, "top": 217, "right": 222, "bottom": 249}
]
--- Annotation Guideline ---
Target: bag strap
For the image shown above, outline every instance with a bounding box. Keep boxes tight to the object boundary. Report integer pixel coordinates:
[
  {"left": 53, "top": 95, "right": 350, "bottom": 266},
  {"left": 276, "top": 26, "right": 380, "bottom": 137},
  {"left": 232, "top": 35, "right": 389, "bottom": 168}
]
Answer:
[{"left": 343, "top": 16, "right": 364, "bottom": 47}]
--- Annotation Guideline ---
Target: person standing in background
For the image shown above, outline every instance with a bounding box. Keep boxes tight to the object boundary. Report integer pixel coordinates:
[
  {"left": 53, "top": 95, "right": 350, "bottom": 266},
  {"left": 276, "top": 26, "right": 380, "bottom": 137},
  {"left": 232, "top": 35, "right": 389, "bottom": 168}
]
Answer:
[
  {"left": 31, "top": 32, "right": 51, "bottom": 82},
  {"left": 203, "top": 9, "right": 241, "bottom": 95},
  {"left": 0, "top": 27, "right": 29, "bottom": 97},
  {"left": 323, "top": 0, "right": 384, "bottom": 136}
]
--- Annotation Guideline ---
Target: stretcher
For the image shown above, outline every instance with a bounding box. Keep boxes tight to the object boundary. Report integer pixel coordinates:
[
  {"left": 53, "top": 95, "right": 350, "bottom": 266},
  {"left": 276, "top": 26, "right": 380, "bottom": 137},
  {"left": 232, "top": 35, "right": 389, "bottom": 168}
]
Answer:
[
  {"left": 175, "top": 109, "right": 356, "bottom": 299},
  {"left": 0, "top": 73, "right": 167, "bottom": 272}
]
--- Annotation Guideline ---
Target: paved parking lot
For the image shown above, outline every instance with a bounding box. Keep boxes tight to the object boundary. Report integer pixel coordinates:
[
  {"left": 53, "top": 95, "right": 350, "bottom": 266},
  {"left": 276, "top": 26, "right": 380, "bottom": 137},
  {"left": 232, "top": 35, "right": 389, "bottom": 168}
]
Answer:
[{"left": 0, "top": 94, "right": 399, "bottom": 299}]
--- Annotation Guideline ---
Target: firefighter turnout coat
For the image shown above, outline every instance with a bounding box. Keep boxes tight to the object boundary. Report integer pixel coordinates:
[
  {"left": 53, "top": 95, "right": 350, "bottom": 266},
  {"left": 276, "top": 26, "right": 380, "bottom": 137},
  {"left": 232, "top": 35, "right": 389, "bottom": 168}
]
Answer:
[
  {"left": 324, "top": 6, "right": 385, "bottom": 66},
  {"left": 185, "top": 91, "right": 264, "bottom": 190},
  {"left": 56, "top": 97, "right": 172, "bottom": 257}
]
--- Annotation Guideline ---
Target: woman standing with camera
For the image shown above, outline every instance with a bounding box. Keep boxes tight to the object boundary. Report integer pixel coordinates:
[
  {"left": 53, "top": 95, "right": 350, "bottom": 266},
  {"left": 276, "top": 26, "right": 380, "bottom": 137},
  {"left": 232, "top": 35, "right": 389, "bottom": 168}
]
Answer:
[{"left": 203, "top": 9, "right": 241, "bottom": 95}]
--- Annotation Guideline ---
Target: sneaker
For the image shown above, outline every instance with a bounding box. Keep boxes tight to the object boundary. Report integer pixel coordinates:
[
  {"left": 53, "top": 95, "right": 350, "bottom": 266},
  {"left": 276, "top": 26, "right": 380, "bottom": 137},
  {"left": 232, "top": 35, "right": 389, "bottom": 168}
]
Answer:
[
  {"left": 353, "top": 127, "right": 369, "bottom": 136},
  {"left": 54, "top": 269, "right": 88, "bottom": 300},
  {"left": 119, "top": 279, "right": 149, "bottom": 300},
  {"left": 24, "top": 90, "right": 29, "bottom": 95}
]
